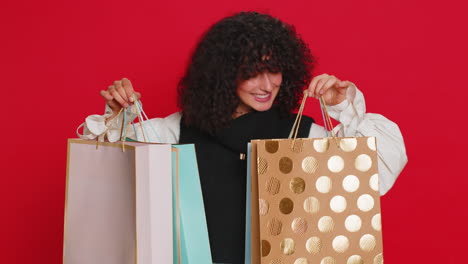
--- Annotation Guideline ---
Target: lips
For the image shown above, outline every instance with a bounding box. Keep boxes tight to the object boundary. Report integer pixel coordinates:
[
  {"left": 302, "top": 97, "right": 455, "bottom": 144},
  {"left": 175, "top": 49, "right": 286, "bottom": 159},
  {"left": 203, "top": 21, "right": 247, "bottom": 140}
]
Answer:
[{"left": 253, "top": 93, "right": 272, "bottom": 102}]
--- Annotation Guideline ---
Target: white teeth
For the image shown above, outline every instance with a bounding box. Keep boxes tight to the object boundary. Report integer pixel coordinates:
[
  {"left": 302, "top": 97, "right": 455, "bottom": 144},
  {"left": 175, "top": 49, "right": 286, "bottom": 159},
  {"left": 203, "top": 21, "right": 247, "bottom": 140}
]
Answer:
[{"left": 255, "top": 94, "right": 269, "bottom": 98}]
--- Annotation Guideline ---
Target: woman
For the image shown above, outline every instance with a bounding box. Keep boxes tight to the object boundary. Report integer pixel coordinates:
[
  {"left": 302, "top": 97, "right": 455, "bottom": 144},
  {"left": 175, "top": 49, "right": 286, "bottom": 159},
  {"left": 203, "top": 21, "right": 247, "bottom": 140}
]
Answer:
[{"left": 80, "top": 12, "right": 407, "bottom": 264}]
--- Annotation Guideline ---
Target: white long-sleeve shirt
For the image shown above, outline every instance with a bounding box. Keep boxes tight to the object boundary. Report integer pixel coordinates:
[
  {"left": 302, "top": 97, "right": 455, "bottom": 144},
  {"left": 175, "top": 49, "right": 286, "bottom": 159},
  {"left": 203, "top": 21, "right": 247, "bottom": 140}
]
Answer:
[{"left": 78, "top": 83, "right": 407, "bottom": 195}]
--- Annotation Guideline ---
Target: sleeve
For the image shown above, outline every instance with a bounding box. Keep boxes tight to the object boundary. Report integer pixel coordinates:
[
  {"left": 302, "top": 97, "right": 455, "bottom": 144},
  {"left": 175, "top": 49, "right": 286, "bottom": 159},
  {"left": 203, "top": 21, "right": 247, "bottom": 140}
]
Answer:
[
  {"left": 76, "top": 104, "right": 181, "bottom": 144},
  {"left": 308, "top": 83, "right": 408, "bottom": 196}
]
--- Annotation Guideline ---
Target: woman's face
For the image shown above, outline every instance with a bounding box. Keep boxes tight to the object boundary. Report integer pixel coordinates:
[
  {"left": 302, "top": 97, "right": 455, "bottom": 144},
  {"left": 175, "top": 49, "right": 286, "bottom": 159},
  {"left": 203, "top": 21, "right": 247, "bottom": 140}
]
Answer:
[{"left": 235, "top": 71, "right": 282, "bottom": 114}]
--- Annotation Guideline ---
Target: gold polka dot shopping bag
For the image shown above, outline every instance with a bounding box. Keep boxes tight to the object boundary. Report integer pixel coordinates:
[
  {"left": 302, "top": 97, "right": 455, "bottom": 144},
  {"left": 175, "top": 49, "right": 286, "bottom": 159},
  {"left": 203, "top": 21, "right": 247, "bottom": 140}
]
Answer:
[{"left": 246, "top": 94, "right": 384, "bottom": 264}]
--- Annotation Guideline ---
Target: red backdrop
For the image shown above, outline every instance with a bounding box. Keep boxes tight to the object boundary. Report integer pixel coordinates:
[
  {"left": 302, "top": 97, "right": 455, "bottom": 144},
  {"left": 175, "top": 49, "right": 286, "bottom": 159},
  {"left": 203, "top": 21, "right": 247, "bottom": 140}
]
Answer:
[{"left": 1, "top": 0, "right": 467, "bottom": 263}]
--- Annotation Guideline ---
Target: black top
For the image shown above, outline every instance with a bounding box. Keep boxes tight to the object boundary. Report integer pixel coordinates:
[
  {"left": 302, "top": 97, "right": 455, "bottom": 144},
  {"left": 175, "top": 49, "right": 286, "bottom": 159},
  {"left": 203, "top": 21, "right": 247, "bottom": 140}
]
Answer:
[{"left": 179, "top": 107, "right": 314, "bottom": 264}]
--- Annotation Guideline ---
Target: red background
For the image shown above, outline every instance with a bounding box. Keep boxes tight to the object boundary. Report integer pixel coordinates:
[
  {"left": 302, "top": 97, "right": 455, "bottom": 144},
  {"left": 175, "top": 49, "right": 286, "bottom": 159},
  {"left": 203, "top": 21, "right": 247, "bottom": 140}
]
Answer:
[{"left": 1, "top": 0, "right": 467, "bottom": 263}]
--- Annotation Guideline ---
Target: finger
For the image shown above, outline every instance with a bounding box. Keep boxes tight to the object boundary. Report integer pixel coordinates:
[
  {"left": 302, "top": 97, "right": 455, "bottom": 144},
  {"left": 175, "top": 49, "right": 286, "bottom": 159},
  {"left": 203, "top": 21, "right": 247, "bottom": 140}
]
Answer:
[
  {"left": 337, "top": 80, "right": 350, "bottom": 88},
  {"left": 107, "top": 99, "right": 121, "bottom": 110},
  {"left": 114, "top": 80, "right": 129, "bottom": 103},
  {"left": 320, "top": 77, "right": 339, "bottom": 95},
  {"left": 101, "top": 89, "right": 122, "bottom": 111},
  {"left": 100, "top": 90, "right": 113, "bottom": 101},
  {"left": 106, "top": 85, "right": 116, "bottom": 100},
  {"left": 315, "top": 76, "right": 334, "bottom": 97},
  {"left": 121, "top": 78, "right": 136, "bottom": 102},
  {"left": 109, "top": 85, "right": 129, "bottom": 108},
  {"left": 308, "top": 74, "right": 328, "bottom": 97}
]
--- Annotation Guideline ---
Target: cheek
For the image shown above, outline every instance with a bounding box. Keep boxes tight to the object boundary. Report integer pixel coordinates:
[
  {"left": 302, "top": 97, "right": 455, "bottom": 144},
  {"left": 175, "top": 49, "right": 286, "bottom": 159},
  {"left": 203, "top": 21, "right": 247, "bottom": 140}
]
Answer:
[
  {"left": 275, "top": 81, "right": 282, "bottom": 93},
  {"left": 235, "top": 82, "right": 243, "bottom": 96},
  {"left": 236, "top": 85, "right": 250, "bottom": 102},
  {"left": 236, "top": 80, "right": 254, "bottom": 95},
  {"left": 272, "top": 74, "right": 283, "bottom": 92},
  {"left": 236, "top": 85, "right": 245, "bottom": 97}
]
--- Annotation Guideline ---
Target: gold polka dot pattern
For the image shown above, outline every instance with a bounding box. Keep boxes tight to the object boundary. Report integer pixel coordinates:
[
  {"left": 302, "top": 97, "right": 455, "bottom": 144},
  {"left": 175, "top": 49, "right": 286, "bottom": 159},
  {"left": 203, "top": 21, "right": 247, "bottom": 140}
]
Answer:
[
  {"left": 279, "top": 198, "right": 294, "bottom": 215},
  {"left": 345, "top": 215, "right": 362, "bottom": 232},
  {"left": 289, "top": 177, "right": 305, "bottom": 194},
  {"left": 316, "top": 176, "right": 332, "bottom": 193},
  {"left": 293, "top": 258, "right": 308, "bottom": 264},
  {"left": 318, "top": 216, "right": 334, "bottom": 232},
  {"left": 343, "top": 175, "right": 360, "bottom": 192},
  {"left": 367, "top": 137, "right": 377, "bottom": 151},
  {"left": 302, "top": 156, "right": 318, "bottom": 174},
  {"left": 267, "top": 218, "right": 283, "bottom": 236},
  {"left": 332, "top": 235, "right": 349, "bottom": 253},
  {"left": 269, "top": 259, "right": 283, "bottom": 264},
  {"left": 265, "top": 140, "right": 279, "bottom": 153},
  {"left": 355, "top": 154, "right": 372, "bottom": 172},
  {"left": 303, "top": 196, "right": 320, "bottom": 214},
  {"left": 258, "top": 157, "right": 268, "bottom": 175},
  {"left": 369, "top": 174, "right": 379, "bottom": 191},
  {"left": 291, "top": 217, "right": 308, "bottom": 234},
  {"left": 340, "top": 138, "right": 357, "bottom": 152},
  {"left": 291, "top": 140, "right": 304, "bottom": 153},
  {"left": 280, "top": 238, "right": 295, "bottom": 255},
  {"left": 373, "top": 253, "right": 383, "bottom": 264},
  {"left": 262, "top": 240, "right": 271, "bottom": 257},
  {"left": 347, "top": 255, "right": 364, "bottom": 264},
  {"left": 313, "top": 138, "right": 329, "bottom": 153},
  {"left": 305, "top": 237, "right": 322, "bottom": 254},
  {"left": 259, "top": 199, "right": 269, "bottom": 216},
  {"left": 360, "top": 234, "right": 377, "bottom": 252},
  {"left": 256, "top": 138, "right": 383, "bottom": 264},
  {"left": 266, "top": 177, "right": 280, "bottom": 195},
  {"left": 371, "top": 214, "right": 382, "bottom": 231},
  {"left": 330, "top": 195, "right": 347, "bottom": 213},
  {"left": 279, "top": 157, "right": 293, "bottom": 174},
  {"left": 357, "top": 194, "right": 375, "bottom": 212},
  {"left": 328, "top": 155, "right": 344, "bottom": 173},
  {"left": 320, "top": 256, "right": 336, "bottom": 264}
]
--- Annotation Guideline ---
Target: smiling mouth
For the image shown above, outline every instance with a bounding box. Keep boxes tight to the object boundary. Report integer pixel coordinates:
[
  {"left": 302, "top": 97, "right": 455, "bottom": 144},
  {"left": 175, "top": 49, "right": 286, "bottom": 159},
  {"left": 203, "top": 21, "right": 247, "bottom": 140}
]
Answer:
[
  {"left": 253, "top": 93, "right": 272, "bottom": 102},
  {"left": 254, "top": 93, "right": 270, "bottom": 98}
]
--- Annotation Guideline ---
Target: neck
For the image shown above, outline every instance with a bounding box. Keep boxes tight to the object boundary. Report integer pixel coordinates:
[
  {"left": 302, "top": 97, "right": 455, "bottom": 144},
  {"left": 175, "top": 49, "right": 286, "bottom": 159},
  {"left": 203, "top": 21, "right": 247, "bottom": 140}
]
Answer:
[{"left": 233, "top": 103, "right": 252, "bottom": 119}]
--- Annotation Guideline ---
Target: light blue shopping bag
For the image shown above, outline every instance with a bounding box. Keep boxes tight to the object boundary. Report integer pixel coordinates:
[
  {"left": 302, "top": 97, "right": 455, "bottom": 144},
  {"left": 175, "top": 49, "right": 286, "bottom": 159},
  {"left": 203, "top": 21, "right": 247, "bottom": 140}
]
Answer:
[
  {"left": 172, "top": 145, "right": 212, "bottom": 264},
  {"left": 245, "top": 143, "right": 252, "bottom": 264}
]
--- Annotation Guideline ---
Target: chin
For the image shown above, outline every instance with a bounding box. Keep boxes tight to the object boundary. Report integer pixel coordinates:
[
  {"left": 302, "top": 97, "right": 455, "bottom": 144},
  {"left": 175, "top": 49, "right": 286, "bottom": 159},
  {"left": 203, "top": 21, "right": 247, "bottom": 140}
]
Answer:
[{"left": 252, "top": 102, "right": 274, "bottom": 112}]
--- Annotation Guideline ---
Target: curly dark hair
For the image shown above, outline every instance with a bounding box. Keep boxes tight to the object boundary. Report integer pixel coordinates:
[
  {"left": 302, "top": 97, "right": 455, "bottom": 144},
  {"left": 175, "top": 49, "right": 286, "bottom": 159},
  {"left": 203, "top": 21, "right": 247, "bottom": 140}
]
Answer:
[{"left": 177, "top": 11, "right": 315, "bottom": 135}]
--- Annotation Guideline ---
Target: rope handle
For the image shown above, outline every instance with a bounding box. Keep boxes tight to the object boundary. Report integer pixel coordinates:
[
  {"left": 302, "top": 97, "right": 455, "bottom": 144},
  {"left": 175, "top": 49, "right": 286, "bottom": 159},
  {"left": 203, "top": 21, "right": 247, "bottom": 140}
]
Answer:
[
  {"left": 288, "top": 91, "right": 339, "bottom": 147},
  {"left": 95, "top": 108, "right": 124, "bottom": 149},
  {"left": 95, "top": 96, "right": 162, "bottom": 151}
]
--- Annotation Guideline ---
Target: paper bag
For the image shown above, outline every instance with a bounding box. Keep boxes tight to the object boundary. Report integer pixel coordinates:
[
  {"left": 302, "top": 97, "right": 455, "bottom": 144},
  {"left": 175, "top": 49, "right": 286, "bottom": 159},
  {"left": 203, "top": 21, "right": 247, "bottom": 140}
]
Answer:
[
  {"left": 64, "top": 139, "right": 173, "bottom": 264},
  {"left": 172, "top": 145, "right": 212, "bottom": 264},
  {"left": 249, "top": 137, "right": 383, "bottom": 264}
]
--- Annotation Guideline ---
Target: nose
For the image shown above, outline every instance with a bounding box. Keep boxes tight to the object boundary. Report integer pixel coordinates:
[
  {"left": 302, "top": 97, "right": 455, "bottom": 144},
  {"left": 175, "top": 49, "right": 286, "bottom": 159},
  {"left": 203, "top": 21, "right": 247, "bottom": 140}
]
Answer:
[{"left": 260, "top": 72, "right": 274, "bottom": 92}]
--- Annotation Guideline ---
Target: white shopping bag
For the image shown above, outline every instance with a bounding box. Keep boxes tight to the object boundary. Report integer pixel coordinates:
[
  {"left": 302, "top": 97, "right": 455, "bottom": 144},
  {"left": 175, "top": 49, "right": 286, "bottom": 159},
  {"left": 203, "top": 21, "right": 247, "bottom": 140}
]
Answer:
[{"left": 63, "top": 139, "right": 173, "bottom": 264}]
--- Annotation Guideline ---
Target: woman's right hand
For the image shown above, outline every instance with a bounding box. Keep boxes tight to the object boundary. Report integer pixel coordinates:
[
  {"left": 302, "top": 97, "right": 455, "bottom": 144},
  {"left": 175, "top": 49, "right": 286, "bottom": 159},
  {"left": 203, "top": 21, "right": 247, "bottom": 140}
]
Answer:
[{"left": 100, "top": 78, "right": 141, "bottom": 119}]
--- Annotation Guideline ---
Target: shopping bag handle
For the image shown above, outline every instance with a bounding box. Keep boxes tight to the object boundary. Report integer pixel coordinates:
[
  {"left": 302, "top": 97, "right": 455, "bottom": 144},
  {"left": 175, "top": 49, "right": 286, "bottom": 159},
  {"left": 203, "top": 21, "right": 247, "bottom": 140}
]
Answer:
[
  {"left": 288, "top": 91, "right": 339, "bottom": 146},
  {"left": 116, "top": 95, "right": 162, "bottom": 151},
  {"left": 130, "top": 94, "right": 162, "bottom": 143},
  {"left": 94, "top": 95, "right": 162, "bottom": 151},
  {"left": 94, "top": 108, "right": 124, "bottom": 149}
]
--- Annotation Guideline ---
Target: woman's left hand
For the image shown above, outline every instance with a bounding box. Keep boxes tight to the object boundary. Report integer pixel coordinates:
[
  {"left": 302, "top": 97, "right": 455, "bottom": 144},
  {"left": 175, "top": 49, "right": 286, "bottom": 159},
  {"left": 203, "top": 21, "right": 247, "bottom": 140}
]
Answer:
[{"left": 307, "top": 73, "right": 350, "bottom": 106}]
